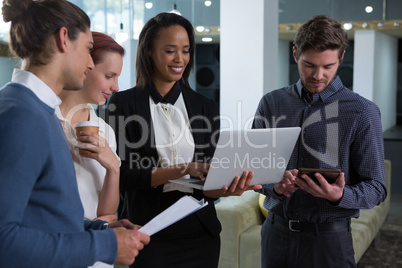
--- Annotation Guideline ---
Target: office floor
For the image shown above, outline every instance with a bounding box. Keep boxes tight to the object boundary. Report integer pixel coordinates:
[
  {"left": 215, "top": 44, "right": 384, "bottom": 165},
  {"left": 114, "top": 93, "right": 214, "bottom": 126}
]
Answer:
[
  {"left": 357, "top": 193, "right": 402, "bottom": 267},
  {"left": 386, "top": 193, "right": 402, "bottom": 226},
  {"left": 384, "top": 126, "right": 402, "bottom": 197}
]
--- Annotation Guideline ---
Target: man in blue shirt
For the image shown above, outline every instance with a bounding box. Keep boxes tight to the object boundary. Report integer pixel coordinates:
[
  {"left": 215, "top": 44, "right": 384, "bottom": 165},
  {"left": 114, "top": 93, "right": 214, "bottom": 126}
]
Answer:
[
  {"left": 253, "top": 15, "right": 387, "bottom": 268},
  {"left": 0, "top": 0, "right": 149, "bottom": 267}
]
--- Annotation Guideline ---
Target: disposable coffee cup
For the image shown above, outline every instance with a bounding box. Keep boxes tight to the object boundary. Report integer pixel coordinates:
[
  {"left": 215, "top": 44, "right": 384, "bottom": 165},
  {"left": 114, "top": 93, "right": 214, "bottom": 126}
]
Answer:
[{"left": 75, "top": 121, "right": 99, "bottom": 154}]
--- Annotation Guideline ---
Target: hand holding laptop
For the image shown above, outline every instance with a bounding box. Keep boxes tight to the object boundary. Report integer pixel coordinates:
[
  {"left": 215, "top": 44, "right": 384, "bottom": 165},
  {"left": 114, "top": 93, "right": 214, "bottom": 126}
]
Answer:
[
  {"left": 182, "top": 163, "right": 262, "bottom": 198},
  {"left": 203, "top": 170, "right": 262, "bottom": 198},
  {"left": 170, "top": 128, "right": 301, "bottom": 191},
  {"left": 184, "top": 162, "right": 210, "bottom": 181}
]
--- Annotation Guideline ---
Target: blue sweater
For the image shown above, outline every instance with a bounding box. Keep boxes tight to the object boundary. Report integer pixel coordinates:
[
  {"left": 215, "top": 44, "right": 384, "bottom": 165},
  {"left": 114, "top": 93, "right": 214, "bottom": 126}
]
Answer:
[{"left": 0, "top": 84, "right": 117, "bottom": 267}]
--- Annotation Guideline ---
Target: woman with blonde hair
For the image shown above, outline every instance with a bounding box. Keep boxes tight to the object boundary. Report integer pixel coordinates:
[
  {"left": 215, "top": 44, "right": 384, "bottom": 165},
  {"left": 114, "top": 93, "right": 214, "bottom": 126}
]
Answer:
[{"left": 57, "top": 31, "right": 125, "bottom": 267}]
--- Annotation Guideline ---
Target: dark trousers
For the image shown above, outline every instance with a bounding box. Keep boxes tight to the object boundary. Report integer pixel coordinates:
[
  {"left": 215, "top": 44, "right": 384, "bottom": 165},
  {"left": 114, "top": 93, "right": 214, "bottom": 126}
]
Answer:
[
  {"left": 130, "top": 192, "right": 220, "bottom": 268},
  {"left": 261, "top": 212, "right": 356, "bottom": 268},
  {"left": 130, "top": 232, "right": 220, "bottom": 268}
]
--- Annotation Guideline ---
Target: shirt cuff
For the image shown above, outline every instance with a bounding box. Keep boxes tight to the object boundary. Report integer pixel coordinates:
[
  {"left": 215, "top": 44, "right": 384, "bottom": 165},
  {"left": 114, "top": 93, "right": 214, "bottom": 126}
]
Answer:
[
  {"left": 258, "top": 184, "right": 285, "bottom": 200},
  {"left": 335, "top": 186, "right": 352, "bottom": 209}
]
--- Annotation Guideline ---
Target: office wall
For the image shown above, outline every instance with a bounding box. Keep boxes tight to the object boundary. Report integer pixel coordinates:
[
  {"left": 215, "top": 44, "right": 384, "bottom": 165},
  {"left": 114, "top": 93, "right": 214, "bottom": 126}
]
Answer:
[
  {"left": 277, "top": 40, "right": 290, "bottom": 89},
  {"left": 118, "top": 39, "right": 137, "bottom": 91},
  {"left": 354, "top": 30, "right": 398, "bottom": 131},
  {"left": 373, "top": 32, "right": 398, "bottom": 131},
  {"left": 220, "top": 0, "right": 278, "bottom": 130}
]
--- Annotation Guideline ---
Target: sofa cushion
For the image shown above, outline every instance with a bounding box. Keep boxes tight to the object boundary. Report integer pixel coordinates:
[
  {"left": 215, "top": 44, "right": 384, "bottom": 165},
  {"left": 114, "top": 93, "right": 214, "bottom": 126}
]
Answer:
[
  {"left": 351, "top": 221, "right": 376, "bottom": 263},
  {"left": 258, "top": 194, "right": 268, "bottom": 218},
  {"left": 240, "top": 225, "right": 262, "bottom": 268},
  {"left": 216, "top": 191, "right": 262, "bottom": 268}
]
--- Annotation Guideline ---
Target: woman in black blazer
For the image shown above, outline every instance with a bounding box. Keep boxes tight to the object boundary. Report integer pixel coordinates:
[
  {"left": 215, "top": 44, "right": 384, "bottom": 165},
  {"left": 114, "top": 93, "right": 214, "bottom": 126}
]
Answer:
[{"left": 108, "top": 12, "right": 261, "bottom": 268}]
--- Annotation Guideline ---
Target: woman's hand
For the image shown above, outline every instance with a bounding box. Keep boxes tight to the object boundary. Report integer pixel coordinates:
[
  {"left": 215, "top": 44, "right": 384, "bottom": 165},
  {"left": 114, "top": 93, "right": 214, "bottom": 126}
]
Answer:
[
  {"left": 76, "top": 130, "right": 120, "bottom": 217},
  {"left": 94, "top": 214, "right": 118, "bottom": 223},
  {"left": 76, "top": 130, "right": 120, "bottom": 174},
  {"left": 151, "top": 162, "right": 210, "bottom": 187},
  {"left": 183, "top": 162, "right": 210, "bottom": 181},
  {"left": 203, "top": 171, "right": 262, "bottom": 198}
]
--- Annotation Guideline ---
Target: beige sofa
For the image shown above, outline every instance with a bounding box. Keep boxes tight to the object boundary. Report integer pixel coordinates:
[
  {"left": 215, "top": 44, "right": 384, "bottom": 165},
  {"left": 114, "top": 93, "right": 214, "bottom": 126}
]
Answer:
[{"left": 216, "top": 160, "right": 391, "bottom": 268}]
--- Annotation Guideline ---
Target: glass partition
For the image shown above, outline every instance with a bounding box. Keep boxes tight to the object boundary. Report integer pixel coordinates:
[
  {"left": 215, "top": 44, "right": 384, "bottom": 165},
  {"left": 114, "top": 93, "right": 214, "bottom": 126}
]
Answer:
[{"left": 1, "top": 0, "right": 401, "bottom": 124}]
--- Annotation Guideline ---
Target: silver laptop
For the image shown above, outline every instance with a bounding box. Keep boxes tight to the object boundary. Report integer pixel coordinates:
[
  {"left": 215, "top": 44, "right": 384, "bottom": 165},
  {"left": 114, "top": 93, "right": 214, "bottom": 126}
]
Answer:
[{"left": 169, "top": 127, "right": 301, "bottom": 190}]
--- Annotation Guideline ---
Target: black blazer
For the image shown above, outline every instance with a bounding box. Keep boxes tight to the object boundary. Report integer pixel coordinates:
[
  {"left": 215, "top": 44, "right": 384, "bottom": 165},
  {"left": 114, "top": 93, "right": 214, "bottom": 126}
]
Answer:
[{"left": 108, "top": 84, "right": 221, "bottom": 237}]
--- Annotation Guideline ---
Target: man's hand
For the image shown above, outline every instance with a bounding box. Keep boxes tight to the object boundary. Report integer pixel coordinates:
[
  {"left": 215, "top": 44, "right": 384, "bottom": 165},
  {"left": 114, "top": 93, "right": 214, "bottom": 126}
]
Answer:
[
  {"left": 109, "top": 219, "right": 150, "bottom": 265},
  {"left": 273, "top": 169, "right": 299, "bottom": 197},
  {"left": 113, "top": 228, "right": 150, "bottom": 266},
  {"left": 295, "top": 172, "right": 345, "bottom": 203}
]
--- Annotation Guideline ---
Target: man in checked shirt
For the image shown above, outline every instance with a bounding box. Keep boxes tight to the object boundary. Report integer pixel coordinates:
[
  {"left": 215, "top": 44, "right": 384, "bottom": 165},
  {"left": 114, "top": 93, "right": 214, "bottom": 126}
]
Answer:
[{"left": 253, "top": 15, "right": 387, "bottom": 268}]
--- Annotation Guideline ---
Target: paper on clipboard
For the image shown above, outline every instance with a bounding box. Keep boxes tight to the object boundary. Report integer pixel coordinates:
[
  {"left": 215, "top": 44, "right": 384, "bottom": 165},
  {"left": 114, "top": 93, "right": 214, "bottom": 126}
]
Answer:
[{"left": 138, "top": 195, "right": 208, "bottom": 236}]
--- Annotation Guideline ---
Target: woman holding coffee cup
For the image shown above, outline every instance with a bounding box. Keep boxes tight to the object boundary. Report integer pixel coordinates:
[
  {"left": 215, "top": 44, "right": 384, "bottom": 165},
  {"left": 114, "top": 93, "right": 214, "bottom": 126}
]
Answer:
[{"left": 56, "top": 32, "right": 123, "bottom": 230}]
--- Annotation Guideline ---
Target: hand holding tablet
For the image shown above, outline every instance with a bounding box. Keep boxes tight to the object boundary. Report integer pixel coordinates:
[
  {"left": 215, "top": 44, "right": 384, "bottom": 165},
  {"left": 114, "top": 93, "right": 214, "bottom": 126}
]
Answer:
[{"left": 297, "top": 168, "right": 341, "bottom": 185}]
